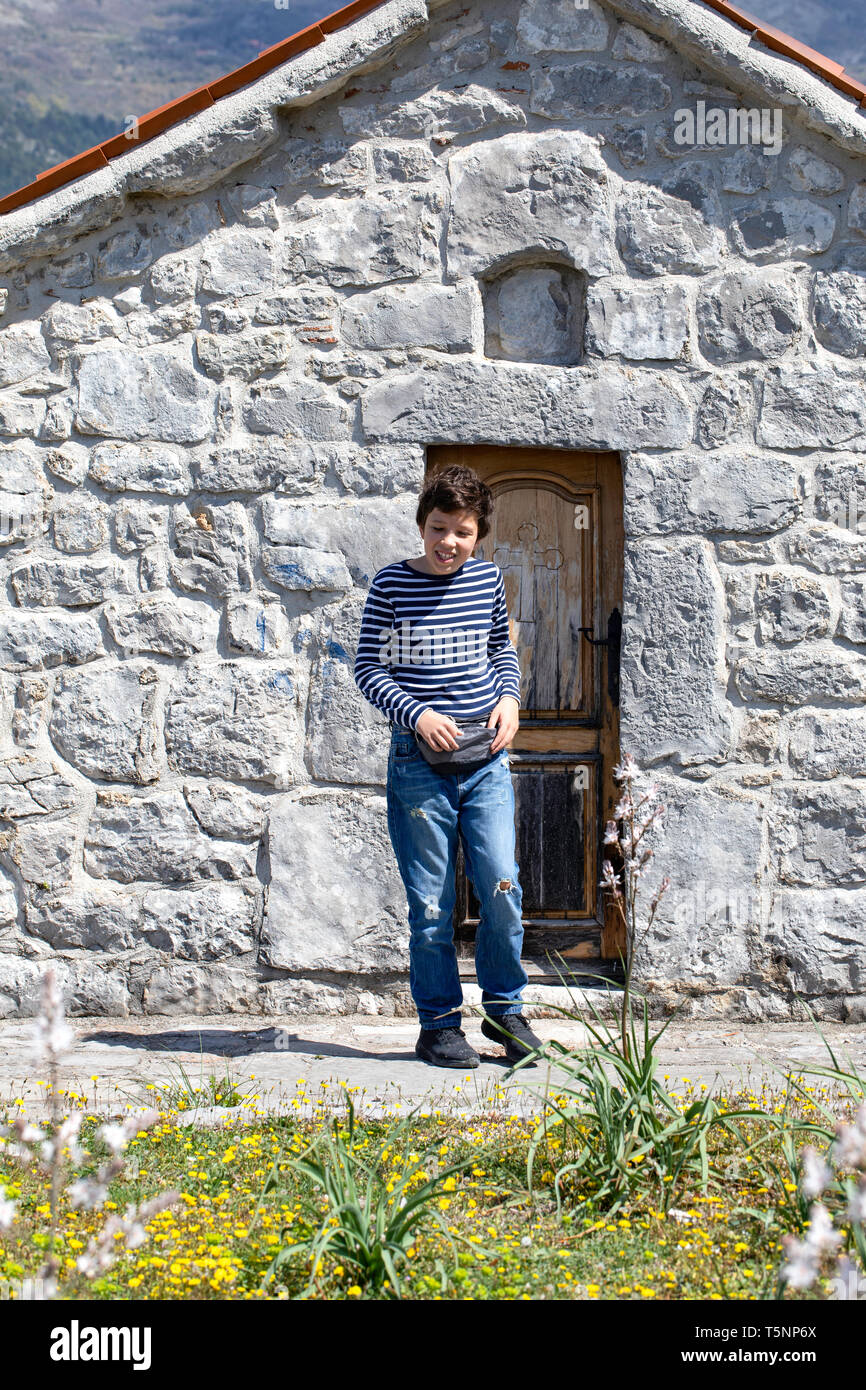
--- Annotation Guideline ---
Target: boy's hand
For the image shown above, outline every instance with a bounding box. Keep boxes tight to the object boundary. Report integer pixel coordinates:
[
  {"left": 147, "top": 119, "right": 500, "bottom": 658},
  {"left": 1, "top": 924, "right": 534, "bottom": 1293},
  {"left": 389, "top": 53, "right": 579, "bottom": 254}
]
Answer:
[
  {"left": 416, "top": 708, "right": 462, "bottom": 750},
  {"left": 487, "top": 696, "right": 519, "bottom": 754}
]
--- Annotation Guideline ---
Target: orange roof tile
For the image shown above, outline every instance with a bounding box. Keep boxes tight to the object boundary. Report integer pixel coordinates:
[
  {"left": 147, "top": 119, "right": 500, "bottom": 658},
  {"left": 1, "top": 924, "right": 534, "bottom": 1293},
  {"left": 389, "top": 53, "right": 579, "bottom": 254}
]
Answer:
[{"left": 1, "top": 0, "right": 865, "bottom": 219}]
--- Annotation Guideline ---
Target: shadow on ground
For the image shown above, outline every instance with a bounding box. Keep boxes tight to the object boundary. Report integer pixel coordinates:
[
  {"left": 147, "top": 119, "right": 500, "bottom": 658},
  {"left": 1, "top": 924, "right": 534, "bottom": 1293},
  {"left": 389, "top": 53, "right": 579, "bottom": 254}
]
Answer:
[{"left": 77, "top": 1027, "right": 519, "bottom": 1068}]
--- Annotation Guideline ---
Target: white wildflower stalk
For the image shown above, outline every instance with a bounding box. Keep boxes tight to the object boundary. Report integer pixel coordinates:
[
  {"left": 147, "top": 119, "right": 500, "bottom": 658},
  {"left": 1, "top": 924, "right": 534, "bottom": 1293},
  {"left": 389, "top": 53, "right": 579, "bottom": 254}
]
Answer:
[
  {"left": 832, "top": 1104, "right": 866, "bottom": 1170},
  {"left": 67, "top": 1155, "right": 126, "bottom": 1212},
  {"left": 32, "top": 967, "right": 73, "bottom": 1288},
  {"left": 781, "top": 1108, "right": 866, "bottom": 1293},
  {"left": 602, "top": 752, "right": 670, "bottom": 1061},
  {"left": 833, "top": 1253, "right": 863, "bottom": 1301},
  {"left": 0, "top": 969, "right": 73, "bottom": 1288},
  {"left": 781, "top": 1202, "right": 843, "bottom": 1289},
  {"left": 0, "top": 1185, "right": 16, "bottom": 1230},
  {"left": 847, "top": 1180, "right": 866, "bottom": 1226},
  {"left": 0, "top": 966, "right": 177, "bottom": 1297},
  {"left": 800, "top": 1145, "right": 834, "bottom": 1199},
  {"left": 0, "top": 1115, "right": 49, "bottom": 1164}
]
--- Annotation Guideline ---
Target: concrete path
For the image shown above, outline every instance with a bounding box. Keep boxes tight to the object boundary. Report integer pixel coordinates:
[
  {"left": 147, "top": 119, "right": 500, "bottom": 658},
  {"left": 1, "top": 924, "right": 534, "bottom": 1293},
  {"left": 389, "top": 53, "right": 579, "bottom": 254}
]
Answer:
[{"left": 1, "top": 1008, "right": 865, "bottom": 1124}]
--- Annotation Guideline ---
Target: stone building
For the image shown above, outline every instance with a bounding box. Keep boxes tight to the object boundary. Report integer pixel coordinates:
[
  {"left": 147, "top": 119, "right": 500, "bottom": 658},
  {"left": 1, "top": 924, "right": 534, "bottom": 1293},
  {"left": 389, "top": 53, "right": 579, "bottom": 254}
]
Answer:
[{"left": 0, "top": 0, "right": 865, "bottom": 1022}]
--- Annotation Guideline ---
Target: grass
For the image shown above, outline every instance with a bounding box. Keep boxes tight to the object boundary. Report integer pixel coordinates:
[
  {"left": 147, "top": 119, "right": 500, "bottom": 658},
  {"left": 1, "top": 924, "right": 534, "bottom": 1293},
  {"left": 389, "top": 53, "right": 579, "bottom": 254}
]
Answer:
[{"left": 1, "top": 1068, "right": 861, "bottom": 1301}]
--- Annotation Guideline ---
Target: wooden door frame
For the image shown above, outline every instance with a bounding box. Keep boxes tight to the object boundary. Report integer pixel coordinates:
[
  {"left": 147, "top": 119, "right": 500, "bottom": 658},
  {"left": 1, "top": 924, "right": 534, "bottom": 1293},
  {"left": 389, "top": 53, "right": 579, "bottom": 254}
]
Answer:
[{"left": 426, "top": 444, "right": 625, "bottom": 975}]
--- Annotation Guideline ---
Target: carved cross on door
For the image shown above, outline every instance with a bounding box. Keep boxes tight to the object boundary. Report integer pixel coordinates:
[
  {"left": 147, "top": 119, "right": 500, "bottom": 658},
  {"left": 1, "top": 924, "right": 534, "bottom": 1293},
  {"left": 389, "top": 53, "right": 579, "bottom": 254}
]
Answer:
[{"left": 489, "top": 521, "right": 563, "bottom": 622}]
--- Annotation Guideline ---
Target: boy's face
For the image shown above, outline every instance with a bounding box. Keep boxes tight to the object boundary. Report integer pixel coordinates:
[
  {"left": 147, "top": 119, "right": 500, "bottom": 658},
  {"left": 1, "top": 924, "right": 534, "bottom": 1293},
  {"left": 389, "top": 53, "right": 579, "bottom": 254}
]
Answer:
[{"left": 418, "top": 506, "right": 479, "bottom": 574}]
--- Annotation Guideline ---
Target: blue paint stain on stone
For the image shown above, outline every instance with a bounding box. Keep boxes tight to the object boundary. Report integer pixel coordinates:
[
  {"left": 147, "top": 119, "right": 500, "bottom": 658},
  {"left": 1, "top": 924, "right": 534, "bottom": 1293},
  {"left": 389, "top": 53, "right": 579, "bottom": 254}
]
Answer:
[
  {"left": 256, "top": 611, "right": 267, "bottom": 651},
  {"left": 326, "top": 639, "right": 348, "bottom": 662},
  {"left": 270, "top": 671, "right": 294, "bottom": 696},
  {"left": 275, "top": 561, "right": 305, "bottom": 584}
]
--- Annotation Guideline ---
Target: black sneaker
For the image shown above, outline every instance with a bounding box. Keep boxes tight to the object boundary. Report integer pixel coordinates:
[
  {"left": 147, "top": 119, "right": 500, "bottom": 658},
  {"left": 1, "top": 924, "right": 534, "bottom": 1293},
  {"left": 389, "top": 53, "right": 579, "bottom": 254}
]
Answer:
[
  {"left": 415, "top": 1026, "right": 480, "bottom": 1069},
  {"left": 481, "top": 1013, "right": 544, "bottom": 1065}
]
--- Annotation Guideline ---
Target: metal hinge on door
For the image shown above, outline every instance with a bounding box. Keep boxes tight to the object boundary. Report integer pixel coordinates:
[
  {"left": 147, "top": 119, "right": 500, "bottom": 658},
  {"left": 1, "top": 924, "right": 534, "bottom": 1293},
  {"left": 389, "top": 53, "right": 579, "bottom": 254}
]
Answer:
[{"left": 578, "top": 606, "right": 621, "bottom": 707}]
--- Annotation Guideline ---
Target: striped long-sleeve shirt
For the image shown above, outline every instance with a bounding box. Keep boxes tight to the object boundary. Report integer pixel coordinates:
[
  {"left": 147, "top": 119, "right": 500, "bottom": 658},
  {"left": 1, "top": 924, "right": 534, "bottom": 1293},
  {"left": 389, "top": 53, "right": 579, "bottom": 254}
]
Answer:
[{"left": 353, "top": 556, "right": 522, "bottom": 731}]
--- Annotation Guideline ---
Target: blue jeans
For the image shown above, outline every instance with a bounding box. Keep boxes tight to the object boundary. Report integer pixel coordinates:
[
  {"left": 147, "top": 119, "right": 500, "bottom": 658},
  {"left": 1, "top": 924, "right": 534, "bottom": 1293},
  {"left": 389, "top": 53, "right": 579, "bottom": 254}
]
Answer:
[{"left": 386, "top": 723, "right": 528, "bottom": 1030}]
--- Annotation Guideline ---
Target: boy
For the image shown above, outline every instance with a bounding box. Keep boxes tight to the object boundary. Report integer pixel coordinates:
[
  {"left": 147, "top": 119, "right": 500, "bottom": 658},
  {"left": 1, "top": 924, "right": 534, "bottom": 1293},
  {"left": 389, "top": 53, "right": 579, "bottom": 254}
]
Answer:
[{"left": 353, "top": 464, "right": 543, "bottom": 1069}]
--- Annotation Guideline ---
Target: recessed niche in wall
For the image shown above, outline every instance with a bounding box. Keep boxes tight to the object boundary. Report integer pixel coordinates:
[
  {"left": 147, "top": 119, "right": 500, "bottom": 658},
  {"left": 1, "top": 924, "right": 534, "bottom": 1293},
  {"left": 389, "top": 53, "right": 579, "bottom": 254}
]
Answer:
[{"left": 481, "top": 257, "right": 586, "bottom": 365}]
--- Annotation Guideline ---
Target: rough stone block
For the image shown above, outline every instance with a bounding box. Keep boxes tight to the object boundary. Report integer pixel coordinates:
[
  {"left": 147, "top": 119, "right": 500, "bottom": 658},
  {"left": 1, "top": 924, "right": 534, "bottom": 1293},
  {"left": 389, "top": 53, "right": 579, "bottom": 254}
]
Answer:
[
  {"left": 340, "top": 85, "right": 524, "bottom": 141},
  {"left": 169, "top": 501, "right": 253, "bottom": 598},
  {"left": 0, "top": 324, "right": 51, "bottom": 388},
  {"left": 76, "top": 347, "right": 217, "bottom": 444},
  {"left": 341, "top": 282, "right": 477, "bottom": 352},
  {"left": 447, "top": 131, "right": 613, "bottom": 278},
  {"left": 734, "top": 648, "right": 866, "bottom": 703},
  {"left": 88, "top": 441, "right": 191, "bottom": 495},
  {"left": 730, "top": 198, "right": 836, "bottom": 259},
  {"left": 84, "top": 788, "right": 258, "bottom": 884},
  {"left": 10, "top": 557, "right": 133, "bottom": 607},
  {"left": 262, "top": 494, "right": 417, "bottom": 588},
  {"left": 51, "top": 494, "right": 110, "bottom": 553},
  {"left": 773, "top": 783, "right": 866, "bottom": 887},
  {"left": 812, "top": 271, "right": 866, "bottom": 357},
  {"left": 787, "top": 710, "right": 866, "bottom": 779},
  {"left": 517, "top": 0, "right": 609, "bottom": 51},
  {"left": 621, "top": 538, "right": 733, "bottom": 764},
  {"left": 586, "top": 282, "right": 688, "bottom": 360},
  {"left": 284, "top": 188, "right": 442, "bottom": 286},
  {"left": 758, "top": 367, "right": 866, "bottom": 449},
  {"left": 0, "top": 613, "right": 103, "bottom": 670},
  {"left": 164, "top": 661, "right": 306, "bottom": 788},
  {"left": 631, "top": 778, "right": 763, "bottom": 988},
  {"left": 261, "top": 789, "right": 409, "bottom": 972},
  {"left": 140, "top": 882, "right": 259, "bottom": 961},
  {"left": 531, "top": 63, "right": 671, "bottom": 119},
  {"left": 362, "top": 360, "right": 693, "bottom": 448},
  {"left": 225, "top": 595, "right": 291, "bottom": 656},
  {"left": 48, "top": 661, "right": 161, "bottom": 783},
  {"left": 616, "top": 182, "right": 723, "bottom": 274},
  {"left": 697, "top": 269, "right": 803, "bottom": 361},
  {"left": 754, "top": 572, "right": 831, "bottom": 644},
  {"left": 625, "top": 450, "right": 799, "bottom": 536},
  {"left": 763, "top": 891, "right": 866, "bottom": 994}
]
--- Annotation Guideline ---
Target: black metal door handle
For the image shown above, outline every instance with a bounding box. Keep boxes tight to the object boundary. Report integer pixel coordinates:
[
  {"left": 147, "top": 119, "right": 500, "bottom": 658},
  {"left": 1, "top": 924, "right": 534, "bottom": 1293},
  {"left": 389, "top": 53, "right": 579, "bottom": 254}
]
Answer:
[{"left": 578, "top": 607, "right": 621, "bottom": 707}]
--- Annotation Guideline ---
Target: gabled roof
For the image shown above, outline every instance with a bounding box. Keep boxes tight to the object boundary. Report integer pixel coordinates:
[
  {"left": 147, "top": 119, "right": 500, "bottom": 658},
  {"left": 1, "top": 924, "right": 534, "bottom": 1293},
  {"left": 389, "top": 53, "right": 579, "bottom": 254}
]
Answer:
[{"left": 1, "top": 0, "right": 866, "bottom": 225}]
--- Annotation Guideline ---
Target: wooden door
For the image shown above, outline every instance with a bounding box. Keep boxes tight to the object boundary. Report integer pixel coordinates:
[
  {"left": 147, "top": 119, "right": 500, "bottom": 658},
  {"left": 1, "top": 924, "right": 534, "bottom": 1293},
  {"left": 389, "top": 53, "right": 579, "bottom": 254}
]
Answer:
[{"left": 426, "top": 445, "right": 624, "bottom": 985}]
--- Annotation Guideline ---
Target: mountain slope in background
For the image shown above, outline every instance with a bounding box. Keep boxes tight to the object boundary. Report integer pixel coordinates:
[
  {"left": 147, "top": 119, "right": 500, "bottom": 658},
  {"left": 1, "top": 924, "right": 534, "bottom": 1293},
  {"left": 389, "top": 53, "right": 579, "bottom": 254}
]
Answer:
[
  {"left": 0, "top": 0, "right": 323, "bottom": 199},
  {"left": 0, "top": 0, "right": 864, "bottom": 201}
]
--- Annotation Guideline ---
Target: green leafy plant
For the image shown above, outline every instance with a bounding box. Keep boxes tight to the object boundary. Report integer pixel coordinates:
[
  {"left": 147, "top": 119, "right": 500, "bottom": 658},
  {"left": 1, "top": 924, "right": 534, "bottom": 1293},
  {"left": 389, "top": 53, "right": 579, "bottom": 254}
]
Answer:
[
  {"left": 155, "top": 1049, "right": 254, "bottom": 1112},
  {"left": 521, "top": 984, "right": 733, "bottom": 1217},
  {"left": 253, "top": 1088, "right": 493, "bottom": 1299}
]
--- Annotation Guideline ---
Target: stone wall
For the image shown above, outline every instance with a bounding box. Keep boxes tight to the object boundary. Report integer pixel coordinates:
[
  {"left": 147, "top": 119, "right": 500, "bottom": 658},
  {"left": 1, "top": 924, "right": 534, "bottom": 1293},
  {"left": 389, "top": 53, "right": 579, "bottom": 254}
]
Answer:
[{"left": 1, "top": 0, "right": 865, "bottom": 1019}]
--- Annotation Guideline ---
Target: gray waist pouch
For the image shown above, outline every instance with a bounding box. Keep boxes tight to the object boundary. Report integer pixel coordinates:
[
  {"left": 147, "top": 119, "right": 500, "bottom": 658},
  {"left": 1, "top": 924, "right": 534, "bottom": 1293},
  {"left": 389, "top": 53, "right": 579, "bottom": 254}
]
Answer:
[{"left": 414, "top": 719, "right": 497, "bottom": 770}]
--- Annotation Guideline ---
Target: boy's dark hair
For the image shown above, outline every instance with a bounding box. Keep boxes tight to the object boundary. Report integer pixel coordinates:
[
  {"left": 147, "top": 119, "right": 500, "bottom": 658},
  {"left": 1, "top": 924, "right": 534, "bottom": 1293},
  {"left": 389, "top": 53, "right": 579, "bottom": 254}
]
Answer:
[{"left": 415, "top": 464, "right": 493, "bottom": 541}]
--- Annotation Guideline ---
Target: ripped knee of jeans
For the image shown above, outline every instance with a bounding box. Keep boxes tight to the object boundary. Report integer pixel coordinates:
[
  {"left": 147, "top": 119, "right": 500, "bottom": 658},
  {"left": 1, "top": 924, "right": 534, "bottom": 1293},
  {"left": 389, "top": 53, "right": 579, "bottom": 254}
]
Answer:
[{"left": 494, "top": 876, "right": 517, "bottom": 896}]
